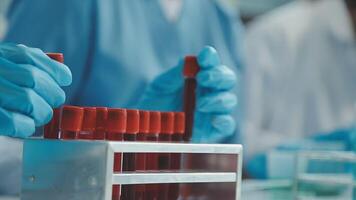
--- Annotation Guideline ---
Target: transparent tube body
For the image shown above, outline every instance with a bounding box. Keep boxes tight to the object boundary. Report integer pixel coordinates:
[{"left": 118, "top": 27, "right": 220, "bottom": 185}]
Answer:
[
  {"left": 168, "top": 133, "right": 183, "bottom": 199},
  {"left": 158, "top": 134, "right": 172, "bottom": 200},
  {"left": 135, "top": 133, "right": 146, "bottom": 200},
  {"left": 122, "top": 133, "right": 137, "bottom": 200},
  {"left": 145, "top": 134, "right": 159, "bottom": 200}
]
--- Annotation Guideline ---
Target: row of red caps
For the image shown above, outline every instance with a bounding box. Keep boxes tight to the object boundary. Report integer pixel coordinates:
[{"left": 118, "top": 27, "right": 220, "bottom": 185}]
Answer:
[
  {"left": 44, "top": 106, "right": 185, "bottom": 200},
  {"left": 44, "top": 106, "right": 185, "bottom": 141}
]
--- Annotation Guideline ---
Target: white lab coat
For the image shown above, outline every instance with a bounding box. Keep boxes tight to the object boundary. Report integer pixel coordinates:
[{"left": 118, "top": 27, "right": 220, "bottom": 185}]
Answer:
[{"left": 242, "top": 0, "right": 356, "bottom": 160}]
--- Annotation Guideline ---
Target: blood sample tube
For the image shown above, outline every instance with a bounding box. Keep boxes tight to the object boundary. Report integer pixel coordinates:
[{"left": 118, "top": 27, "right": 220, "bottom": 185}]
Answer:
[
  {"left": 93, "top": 107, "right": 108, "bottom": 140},
  {"left": 78, "top": 107, "right": 96, "bottom": 139},
  {"left": 182, "top": 56, "right": 199, "bottom": 142},
  {"left": 135, "top": 110, "right": 150, "bottom": 200},
  {"left": 122, "top": 109, "right": 139, "bottom": 200},
  {"left": 106, "top": 108, "right": 127, "bottom": 200},
  {"left": 157, "top": 112, "right": 174, "bottom": 200},
  {"left": 145, "top": 111, "right": 161, "bottom": 200},
  {"left": 60, "top": 106, "right": 84, "bottom": 139},
  {"left": 168, "top": 112, "right": 185, "bottom": 200},
  {"left": 44, "top": 108, "right": 61, "bottom": 139},
  {"left": 43, "top": 53, "right": 64, "bottom": 139}
]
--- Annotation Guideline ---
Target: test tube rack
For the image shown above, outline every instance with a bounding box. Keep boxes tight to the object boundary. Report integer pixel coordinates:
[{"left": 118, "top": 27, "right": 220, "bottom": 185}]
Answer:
[
  {"left": 292, "top": 150, "right": 356, "bottom": 199},
  {"left": 21, "top": 139, "right": 243, "bottom": 200}
]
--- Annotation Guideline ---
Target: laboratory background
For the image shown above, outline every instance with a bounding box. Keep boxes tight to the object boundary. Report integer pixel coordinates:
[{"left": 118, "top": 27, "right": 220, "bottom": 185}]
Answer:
[{"left": 0, "top": 0, "right": 356, "bottom": 199}]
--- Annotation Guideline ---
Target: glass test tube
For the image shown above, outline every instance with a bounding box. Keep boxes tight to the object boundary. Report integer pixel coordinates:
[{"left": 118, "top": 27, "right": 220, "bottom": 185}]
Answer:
[
  {"left": 135, "top": 110, "right": 150, "bottom": 200},
  {"left": 122, "top": 109, "right": 139, "bottom": 200},
  {"left": 145, "top": 111, "right": 161, "bottom": 200},
  {"left": 43, "top": 53, "right": 64, "bottom": 139},
  {"left": 182, "top": 57, "right": 199, "bottom": 199},
  {"left": 78, "top": 107, "right": 96, "bottom": 139},
  {"left": 168, "top": 112, "right": 185, "bottom": 200},
  {"left": 106, "top": 108, "right": 127, "bottom": 200},
  {"left": 157, "top": 112, "right": 174, "bottom": 200},
  {"left": 60, "top": 106, "right": 84, "bottom": 139},
  {"left": 182, "top": 56, "right": 199, "bottom": 142},
  {"left": 93, "top": 107, "right": 108, "bottom": 140}
]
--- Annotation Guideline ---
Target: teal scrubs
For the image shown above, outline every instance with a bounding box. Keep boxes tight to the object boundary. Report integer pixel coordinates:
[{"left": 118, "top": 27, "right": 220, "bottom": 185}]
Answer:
[
  {"left": 1, "top": 0, "right": 244, "bottom": 194},
  {"left": 5, "top": 0, "right": 243, "bottom": 108}
]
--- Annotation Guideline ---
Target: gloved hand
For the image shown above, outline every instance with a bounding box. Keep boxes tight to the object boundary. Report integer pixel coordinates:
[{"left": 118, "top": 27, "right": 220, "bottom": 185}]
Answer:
[
  {"left": 0, "top": 43, "right": 72, "bottom": 137},
  {"left": 138, "top": 46, "right": 237, "bottom": 143},
  {"left": 312, "top": 127, "right": 356, "bottom": 151}
]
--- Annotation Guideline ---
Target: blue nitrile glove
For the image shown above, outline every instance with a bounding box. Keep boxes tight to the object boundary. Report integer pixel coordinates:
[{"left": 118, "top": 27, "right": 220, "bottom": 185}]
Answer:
[
  {"left": 312, "top": 128, "right": 356, "bottom": 151},
  {"left": 0, "top": 43, "right": 72, "bottom": 137},
  {"left": 138, "top": 46, "right": 237, "bottom": 143}
]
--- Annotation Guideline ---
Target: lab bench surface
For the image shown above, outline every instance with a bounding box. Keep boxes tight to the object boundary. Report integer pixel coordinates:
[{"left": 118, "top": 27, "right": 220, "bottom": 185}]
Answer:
[
  {"left": 0, "top": 191, "right": 297, "bottom": 200},
  {"left": 242, "top": 180, "right": 294, "bottom": 200},
  {"left": 5, "top": 179, "right": 348, "bottom": 200},
  {"left": 0, "top": 193, "right": 292, "bottom": 200},
  {"left": 0, "top": 197, "right": 18, "bottom": 200},
  {"left": 0, "top": 180, "right": 294, "bottom": 200}
]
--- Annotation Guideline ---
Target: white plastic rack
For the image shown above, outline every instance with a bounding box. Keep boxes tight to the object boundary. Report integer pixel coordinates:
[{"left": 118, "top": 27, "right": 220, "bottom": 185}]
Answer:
[{"left": 21, "top": 139, "right": 243, "bottom": 200}]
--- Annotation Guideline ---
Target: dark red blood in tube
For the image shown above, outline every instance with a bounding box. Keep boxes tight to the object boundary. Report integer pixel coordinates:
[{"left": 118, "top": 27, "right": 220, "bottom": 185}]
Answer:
[
  {"left": 44, "top": 108, "right": 61, "bottom": 139},
  {"left": 123, "top": 109, "right": 139, "bottom": 169},
  {"left": 135, "top": 110, "right": 150, "bottom": 200},
  {"left": 44, "top": 53, "right": 64, "bottom": 139},
  {"left": 182, "top": 56, "right": 199, "bottom": 142},
  {"left": 157, "top": 112, "right": 174, "bottom": 200},
  {"left": 60, "top": 106, "right": 84, "bottom": 139},
  {"left": 168, "top": 112, "right": 185, "bottom": 200},
  {"left": 78, "top": 107, "right": 96, "bottom": 139},
  {"left": 122, "top": 109, "right": 139, "bottom": 200},
  {"left": 145, "top": 111, "right": 161, "bottom": 200},
  {"left": 106, "top": 108, "right": 126, "bottom": 200},
  {"left": 93, "top": 107, "right": 108, "bottom": 140}
]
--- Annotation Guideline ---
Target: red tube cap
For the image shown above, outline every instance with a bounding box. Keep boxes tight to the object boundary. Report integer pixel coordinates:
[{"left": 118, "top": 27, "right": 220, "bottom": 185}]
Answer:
[
  {"left": 46, "top": 53, "right": 64, "bottom": 63},
  {"left": 95, "top": 107, "right": 108, "bottom": 131},
  {"left": 183, "top": 56, "right": 200, "bottom": 78},
  {"left": 139, "top": 110, "right": 150, "bottom": 133},
  {"left": 106, "top": 108, "right": 126, "bottom": 132},
  {"left": 149, "top": 111, "right": 161, "bottom": 134},
  {"left": 126, "top": 109, "right": 139, "bottom": 134},
  {"left": 61, "top": 106, "right": 84, "bottom": 131},
  {"left": 161, "top": 112, "right": 174, "bottom": 134},
  {"left": 82, "top": 107, "right": 96, "bottom": 131},
  {"left": 174, "top": 112, "right": 185, "bottom": 134}
]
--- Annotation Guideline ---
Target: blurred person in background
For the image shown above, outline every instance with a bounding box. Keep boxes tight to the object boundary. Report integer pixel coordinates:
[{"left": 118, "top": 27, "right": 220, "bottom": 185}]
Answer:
[
  {"left": 0, "top": 0, "right": 12, "bottom": 40},
  {"left": 243, "top": 0, "right": 356, "bottom": 178},
  {"left": 238, "top": 0, "right": 294, "bottom": 22},
  {"left": 0, "top": 0, "right": 243, "bottom": 195}
]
